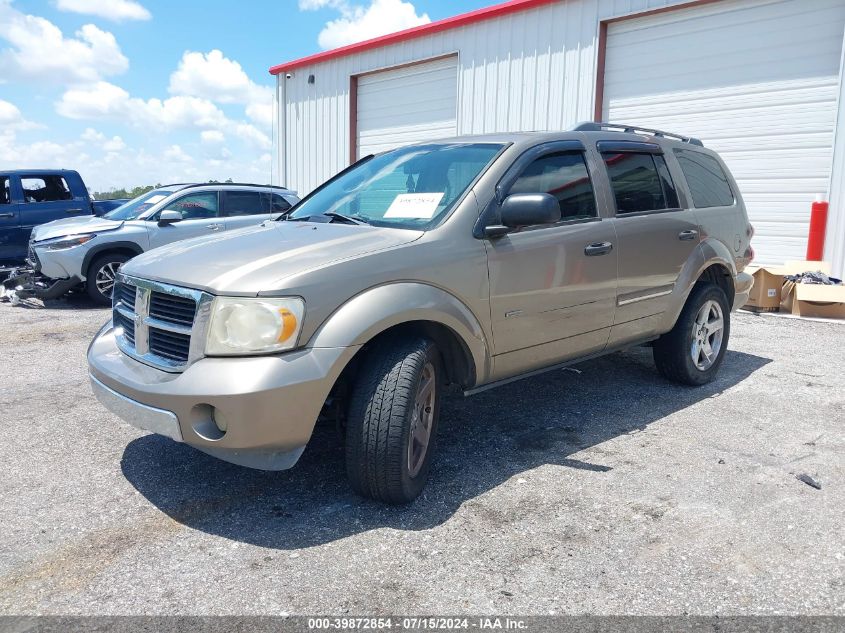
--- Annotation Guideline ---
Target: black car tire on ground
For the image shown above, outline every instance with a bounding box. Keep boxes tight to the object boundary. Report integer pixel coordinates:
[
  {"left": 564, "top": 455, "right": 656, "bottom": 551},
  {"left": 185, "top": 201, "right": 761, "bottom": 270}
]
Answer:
[
  {"left": 653, "top": 282, "right": 731, "bottom": 386},
  {"left": 345, "top": 336, "right": 443, "bottom": 504},
  {"left": 86, "top": 253, "right": 131, "bottom": 305}
]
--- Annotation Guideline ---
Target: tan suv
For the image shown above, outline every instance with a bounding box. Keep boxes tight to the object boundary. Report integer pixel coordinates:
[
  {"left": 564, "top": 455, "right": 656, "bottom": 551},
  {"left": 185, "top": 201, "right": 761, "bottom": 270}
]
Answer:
[{"left": 88, "top": 123, "right": 754, "bottom": 504}]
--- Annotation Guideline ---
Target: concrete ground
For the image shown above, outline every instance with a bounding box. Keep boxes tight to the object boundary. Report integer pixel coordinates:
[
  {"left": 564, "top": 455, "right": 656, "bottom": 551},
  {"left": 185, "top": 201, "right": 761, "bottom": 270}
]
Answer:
[{"left": 0, "top": 296, "right": 842, "bottom": 615}]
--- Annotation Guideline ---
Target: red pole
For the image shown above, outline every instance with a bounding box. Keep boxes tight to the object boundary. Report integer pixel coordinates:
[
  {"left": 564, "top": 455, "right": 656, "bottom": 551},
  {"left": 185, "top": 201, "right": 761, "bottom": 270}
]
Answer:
[{"left": 806, "top": 198, "right": 829, "bottom": 261}]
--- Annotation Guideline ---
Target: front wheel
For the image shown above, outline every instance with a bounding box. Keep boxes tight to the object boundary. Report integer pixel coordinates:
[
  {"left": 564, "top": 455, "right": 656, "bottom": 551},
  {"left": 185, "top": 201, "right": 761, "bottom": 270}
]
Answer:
[
  {"left": 345, "top": 336, "right": 442, "bottom": 504},
  {"left": 653, "top": 283, "right": 730, "bottom": 386},
  {"left": 86, "top": 253, "right": 131, "bottom": 305}
]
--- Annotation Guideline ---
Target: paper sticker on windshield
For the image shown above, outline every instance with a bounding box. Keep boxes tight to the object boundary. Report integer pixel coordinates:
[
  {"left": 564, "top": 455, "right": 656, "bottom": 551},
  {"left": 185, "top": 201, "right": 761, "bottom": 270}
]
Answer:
[
  {"left": 384, "top": 193, "right": 444, "bottom": 219},
  {"left": 145, "top": 195, "right": 167, "bottom": 205}
]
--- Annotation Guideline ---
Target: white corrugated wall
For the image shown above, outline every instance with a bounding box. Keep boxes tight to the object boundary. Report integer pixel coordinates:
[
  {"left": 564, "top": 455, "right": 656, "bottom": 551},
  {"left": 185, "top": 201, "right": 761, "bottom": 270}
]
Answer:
[
  {"left": 826, "top": 26, "right": 845, "bottom": 278},
  {"left": 276, "top": 0, "right": 686, "bottom": 195}
]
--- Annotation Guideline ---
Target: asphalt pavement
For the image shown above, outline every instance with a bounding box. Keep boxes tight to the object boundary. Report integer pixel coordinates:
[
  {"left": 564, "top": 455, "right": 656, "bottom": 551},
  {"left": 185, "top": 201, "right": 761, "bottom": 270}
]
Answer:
[{"left": 0, "top": 296, "right": 842, "bottom": 615}]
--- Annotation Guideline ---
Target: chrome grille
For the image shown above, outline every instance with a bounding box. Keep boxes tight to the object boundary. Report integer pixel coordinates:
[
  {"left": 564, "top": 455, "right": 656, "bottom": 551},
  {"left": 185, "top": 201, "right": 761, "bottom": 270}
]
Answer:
[
  {"left": 112, "top": 274, "right": 212, "bottom": 372},
  {"left": 149, "top": 292, "right": 196, "bottom": 326}
]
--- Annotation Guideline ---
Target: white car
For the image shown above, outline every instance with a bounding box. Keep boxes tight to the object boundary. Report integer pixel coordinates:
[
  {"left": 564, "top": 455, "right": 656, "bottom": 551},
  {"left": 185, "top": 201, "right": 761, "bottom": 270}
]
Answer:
[{"left": 25, "top": 183, "right": 299, "bottom": 304}]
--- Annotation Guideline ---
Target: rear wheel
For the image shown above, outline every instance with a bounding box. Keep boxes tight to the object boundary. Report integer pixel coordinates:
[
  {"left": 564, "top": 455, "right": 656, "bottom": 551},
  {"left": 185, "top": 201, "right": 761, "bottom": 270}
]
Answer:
[
  {"left": 345, "top": 336, "right": 442, "bottom": 504},
  {"left": 86, "top": 253, "right": 131, "bottom": 305},
  {"left": 653, "top": 283, "right": 730, "bottom": 386}
]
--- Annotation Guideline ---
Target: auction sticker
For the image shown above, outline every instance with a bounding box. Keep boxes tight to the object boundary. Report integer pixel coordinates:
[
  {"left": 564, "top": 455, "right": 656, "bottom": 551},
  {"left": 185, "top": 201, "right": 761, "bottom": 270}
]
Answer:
[{"left": 384, "top": 192, "right": 444, "bottom": 219}]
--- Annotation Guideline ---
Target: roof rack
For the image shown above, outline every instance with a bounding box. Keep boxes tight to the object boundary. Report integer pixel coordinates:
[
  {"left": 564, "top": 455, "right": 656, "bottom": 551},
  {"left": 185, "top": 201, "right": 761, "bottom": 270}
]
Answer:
[
  {"left": 179, "top": 182, "right": 293, "bottom": 191},
  {"left": 573, "top": 122, "right": 704, "bottom": 147}
]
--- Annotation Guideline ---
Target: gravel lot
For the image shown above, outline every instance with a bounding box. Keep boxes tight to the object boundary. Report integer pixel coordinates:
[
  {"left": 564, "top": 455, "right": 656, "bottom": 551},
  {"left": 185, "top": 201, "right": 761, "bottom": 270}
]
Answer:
[{"left": 0, "top": 297, "right": 842, "bottom": 616}]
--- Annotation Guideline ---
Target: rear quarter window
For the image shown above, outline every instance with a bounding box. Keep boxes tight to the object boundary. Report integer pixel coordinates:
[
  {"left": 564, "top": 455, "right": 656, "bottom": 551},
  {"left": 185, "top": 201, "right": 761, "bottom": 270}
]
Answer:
[{"left": 674, "top": 149, "right": 735, "bottom": 208}]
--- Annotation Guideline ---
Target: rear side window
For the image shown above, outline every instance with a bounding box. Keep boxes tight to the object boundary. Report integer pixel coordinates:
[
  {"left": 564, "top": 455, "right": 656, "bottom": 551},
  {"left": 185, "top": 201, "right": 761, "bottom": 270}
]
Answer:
[
  {"left": 509, "top": 152, "right": 597, "bottom": 221},
  {"left": 21, "top": 176, "right": 72, "bottom": 203},
  {"left": 0, "top": 177, "right": 9, "bottom": 205},
  {"left": 263, "top": 192, "right": 291, "bottom": 213},
  {"left": 601, "top": 152, "right": 679, "bottom": 214},
  {"left": 674, "top": 149, "right": 734, "bottom": 208},
  {"left": 224, "top": 191, "right": 264, "bottom": 216}
]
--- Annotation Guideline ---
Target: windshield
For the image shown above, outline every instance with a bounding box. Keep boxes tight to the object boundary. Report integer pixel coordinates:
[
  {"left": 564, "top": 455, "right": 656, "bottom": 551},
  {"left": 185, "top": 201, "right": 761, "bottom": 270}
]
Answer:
[
  {"left": 103, "top": 188, "right": 178, "bottom": 221},
  {"left": 288, "top": 143, "right": 504, "bottom": 229}
]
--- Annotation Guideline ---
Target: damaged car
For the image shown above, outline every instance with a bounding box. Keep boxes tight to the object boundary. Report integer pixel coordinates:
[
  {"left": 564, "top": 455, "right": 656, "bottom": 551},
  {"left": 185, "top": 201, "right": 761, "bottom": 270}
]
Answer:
[{"left": 1, "top": 183, "right": 298, "bottom": 305}]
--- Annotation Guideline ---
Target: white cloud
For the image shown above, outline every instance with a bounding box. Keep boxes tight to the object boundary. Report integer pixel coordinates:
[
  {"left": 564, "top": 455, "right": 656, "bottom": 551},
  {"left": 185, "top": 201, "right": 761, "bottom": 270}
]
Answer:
[
  {"left": 58, "top": 81, "right": 271, "bottom": 149},
  {"left": 54, "top": 0, "right": 151, "bottom": 22},
  {"left": 299, "top": 0, "right": 430, "bottom": 49},
  {"left": 0, "top": 98, "right": 38, "bottom": 130},
  {"left": 163, "top": 144, "right": 193, "bottom": 163},
  {"left": 200, "top": 130, "right": 225, "bottom": 144},
  {"left": 0, "top": 2, "right": 128, "bottom": 84},
  {"left": 103, "top": 135, "right": 125, "bottom": 152},
  {"left": 169, "top": 49, "right": 271, "bottom": 105},
  {"left": 57, "top": 81, "right": 229, "bottom": 130},
  {"left": 245, "top": 102, "right": 273, "bottom": 127}
]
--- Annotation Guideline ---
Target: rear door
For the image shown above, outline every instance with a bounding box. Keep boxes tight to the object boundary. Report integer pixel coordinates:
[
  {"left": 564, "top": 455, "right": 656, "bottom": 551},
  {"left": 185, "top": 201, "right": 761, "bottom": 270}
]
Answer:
[
  {"left": 485, "top": 142, "right": 618, "bottom": 379},
  {"left": 221, "top": 190, "right": 275, "bottom": 230},
  {"left": 594, "top": 141, "right": 700, "bottom": 345},
  {"left": 148, "top": 191, "right": 223, "bottom": 249},
  {"left": 0, "top": 176, "right": 22, "bottom": 264}
]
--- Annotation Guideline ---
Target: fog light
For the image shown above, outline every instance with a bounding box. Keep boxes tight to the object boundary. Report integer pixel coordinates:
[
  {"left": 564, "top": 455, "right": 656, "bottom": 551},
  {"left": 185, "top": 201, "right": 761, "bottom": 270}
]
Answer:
[{"left": 212, "top": 408, "right": 229, "bottom": 433}]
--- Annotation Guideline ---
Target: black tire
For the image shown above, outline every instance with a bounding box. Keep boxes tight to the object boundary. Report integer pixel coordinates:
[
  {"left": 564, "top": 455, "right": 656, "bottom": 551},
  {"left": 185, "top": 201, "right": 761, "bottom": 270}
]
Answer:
[
  {"left": 86, "top": 253, "right": 131, "bottom": 305},
  {"left": 653, "top": 283, "right": 731, "bottom": 386},
  {"left": 345, "top": 336, "right": 443, "bottom": 504}
]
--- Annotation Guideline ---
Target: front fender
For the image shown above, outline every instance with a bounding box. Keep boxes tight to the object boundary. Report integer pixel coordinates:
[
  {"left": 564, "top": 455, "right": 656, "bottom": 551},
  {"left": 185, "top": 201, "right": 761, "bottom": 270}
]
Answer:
[{"left": 306, "top": 282, "right": 492, "bottom": 386}]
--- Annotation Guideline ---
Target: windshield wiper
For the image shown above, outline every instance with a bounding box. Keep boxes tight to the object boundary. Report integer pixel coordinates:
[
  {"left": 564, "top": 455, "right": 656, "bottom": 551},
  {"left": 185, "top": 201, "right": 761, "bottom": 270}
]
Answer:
[{"left": 319, "top": 212, "right": 369, "bottom": 225}]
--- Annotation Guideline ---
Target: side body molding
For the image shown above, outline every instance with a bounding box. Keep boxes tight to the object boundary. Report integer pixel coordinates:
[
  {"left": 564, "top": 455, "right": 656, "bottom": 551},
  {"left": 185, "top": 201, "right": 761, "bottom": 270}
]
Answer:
[{"left": 306, "top": 282, "right": 492, "bottom": 387}]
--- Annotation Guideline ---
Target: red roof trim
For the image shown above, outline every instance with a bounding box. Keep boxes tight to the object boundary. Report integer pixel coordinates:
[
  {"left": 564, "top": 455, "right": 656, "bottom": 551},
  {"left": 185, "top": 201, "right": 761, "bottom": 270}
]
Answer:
[{"left": 269, "top": 0, "right": 558, "bottom": 75}]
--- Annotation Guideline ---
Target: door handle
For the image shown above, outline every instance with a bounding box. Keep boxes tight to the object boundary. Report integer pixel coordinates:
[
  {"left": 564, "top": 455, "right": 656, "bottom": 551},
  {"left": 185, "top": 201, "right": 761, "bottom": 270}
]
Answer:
[
  {"left": 584, "top": 241, "right": 613, "bottom": 256},
  {"left": 65, "top": 208, "right": 85, "bottom": 213},
  {"left": 678, "top": 229, "right": 699, "bottom": 241},
  {"left": 0, "top": 212, "right": 14, "bottom": 218},
  {"left": 205, "top": 223, "right": 222, "bottom": 231}
]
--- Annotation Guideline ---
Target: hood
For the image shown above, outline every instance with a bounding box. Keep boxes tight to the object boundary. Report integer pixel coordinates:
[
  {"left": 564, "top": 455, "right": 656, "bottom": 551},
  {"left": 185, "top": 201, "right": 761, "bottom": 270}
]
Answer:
[
  {"left": 32, "top": 215, "right": 124, "bottom": 242},
  {"left": 121, "top": 220, "right": 423, "bottom": 295}
]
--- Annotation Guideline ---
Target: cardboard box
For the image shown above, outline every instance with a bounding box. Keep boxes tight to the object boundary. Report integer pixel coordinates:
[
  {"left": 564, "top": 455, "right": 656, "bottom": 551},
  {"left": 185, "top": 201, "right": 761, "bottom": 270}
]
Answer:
[
  {"left": 744, "top": 260, "right": 843, "bottom": 318},
  {"left": 744, "top": 266, "right": 785, "bottom": 311}
]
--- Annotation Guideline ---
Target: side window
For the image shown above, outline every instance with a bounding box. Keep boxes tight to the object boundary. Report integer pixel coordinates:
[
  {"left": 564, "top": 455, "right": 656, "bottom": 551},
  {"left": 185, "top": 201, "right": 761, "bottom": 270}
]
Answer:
[
  {"left": 21, "top": 176, "right": 72, "bottom": 203},
  {"left": 0, "top": 177, "right": 10, "bottom": 205},
  {"left": 509, "top": 152, "right": 597, "bottom": 221},
  {"left": 601, "top": 152, "right": 678, "bottom": 214},
  {"left": 224, "top": 191, "right": 264, "bottom": 216},
  {"left": 264, "top": 192, "right": 292, "bottom": 213},
  {"left": 674, "top": 149, "right": 734, "bottom": 208},
  {"left": 163, "top": 192, "right": 219, "bottom": 219}
]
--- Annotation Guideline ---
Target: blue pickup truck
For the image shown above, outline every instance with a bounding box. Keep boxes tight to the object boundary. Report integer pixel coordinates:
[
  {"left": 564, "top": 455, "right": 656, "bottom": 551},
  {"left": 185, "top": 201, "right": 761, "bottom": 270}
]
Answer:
[{"left": 0, "top": 170, "right": 127, "bottom": 268}]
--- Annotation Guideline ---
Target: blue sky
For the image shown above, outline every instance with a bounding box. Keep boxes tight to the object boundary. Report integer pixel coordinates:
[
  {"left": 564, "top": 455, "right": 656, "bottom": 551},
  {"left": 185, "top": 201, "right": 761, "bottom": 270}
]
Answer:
[{"left": 0, "top": 0, "right": 491, "bottom": 192}]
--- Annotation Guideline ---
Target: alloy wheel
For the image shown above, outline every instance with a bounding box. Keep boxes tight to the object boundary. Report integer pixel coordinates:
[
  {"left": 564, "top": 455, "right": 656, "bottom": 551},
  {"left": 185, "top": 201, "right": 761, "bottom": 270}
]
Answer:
[
  {"left": 407, "top": 361, "right": 436, "bottom": 477},
  {"left": 690, "top": 299, "right": 724, "bottom": 371}
]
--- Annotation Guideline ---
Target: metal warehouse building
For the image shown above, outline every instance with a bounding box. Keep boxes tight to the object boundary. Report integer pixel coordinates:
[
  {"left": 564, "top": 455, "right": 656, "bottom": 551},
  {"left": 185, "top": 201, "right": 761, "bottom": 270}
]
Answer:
[{"left": 270, "top": 0, "right": 845, "bottom": 274}]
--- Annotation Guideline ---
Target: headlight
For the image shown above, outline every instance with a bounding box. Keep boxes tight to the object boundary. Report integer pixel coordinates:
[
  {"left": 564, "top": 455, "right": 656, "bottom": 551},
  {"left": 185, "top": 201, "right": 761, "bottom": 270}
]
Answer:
[
  {"left": 206, "top": 297, "right": 305, "bottom": 355},
  {"left": 41, "top": 234, "right": 97, "bottom": 251}
]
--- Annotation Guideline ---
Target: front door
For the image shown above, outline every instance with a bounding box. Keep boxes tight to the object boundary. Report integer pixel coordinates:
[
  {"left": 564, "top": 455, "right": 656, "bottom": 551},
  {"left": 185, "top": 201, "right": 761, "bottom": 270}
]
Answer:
[
  {"left": 148, "top": 191, "right": 223, "bottom": 249},
  {"left": 484, "top": 144, "right": 618, "bottom": 380},
  {"left": 594, "top": 142, "right": 700, "bottom": 345}
]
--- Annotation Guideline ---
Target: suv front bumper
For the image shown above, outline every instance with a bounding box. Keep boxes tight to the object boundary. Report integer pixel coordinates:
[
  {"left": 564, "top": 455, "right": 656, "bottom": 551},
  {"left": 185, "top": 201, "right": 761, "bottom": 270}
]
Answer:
[
  {"left": 88, "top": 320, "right": 359, "bottom": 470},
  {"left": 733, "top": 271, "right": 754, "bottom": 311}
]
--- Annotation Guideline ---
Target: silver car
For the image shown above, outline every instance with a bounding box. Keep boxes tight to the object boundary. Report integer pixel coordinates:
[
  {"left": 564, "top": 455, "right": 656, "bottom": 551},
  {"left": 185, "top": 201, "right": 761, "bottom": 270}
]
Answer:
[
  {"left": 88, "top": 124, "right": 754, "bottom": 504},
  {"left": 27, "top": 183, "right": 298, "bottom": 304}
]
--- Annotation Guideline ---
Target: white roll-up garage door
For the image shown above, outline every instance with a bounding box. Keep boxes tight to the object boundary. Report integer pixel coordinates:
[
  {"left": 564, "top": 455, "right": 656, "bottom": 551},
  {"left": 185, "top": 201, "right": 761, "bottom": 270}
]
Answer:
[
  {"left": 356, "top": 56, "right": 458, "bottom": 159},
  {"left": 602, "top": 0, "right": 845, "bottom": 264}
]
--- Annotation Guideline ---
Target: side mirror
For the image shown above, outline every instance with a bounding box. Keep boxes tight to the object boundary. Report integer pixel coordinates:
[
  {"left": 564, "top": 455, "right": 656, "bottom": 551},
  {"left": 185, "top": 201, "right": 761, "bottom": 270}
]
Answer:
[
  {"left": 484, "top": 193, "right": 561, "bottom": 238},
  {"left": 157, "top": 210, "right": 182, "bottom": 226}
]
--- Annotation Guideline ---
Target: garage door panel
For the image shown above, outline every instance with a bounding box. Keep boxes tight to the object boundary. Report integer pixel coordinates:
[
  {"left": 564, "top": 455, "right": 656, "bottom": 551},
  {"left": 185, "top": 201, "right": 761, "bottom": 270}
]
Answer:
[
  {"left": 356, "top": 56, "right": 458, "bottom": 158},
  {"left": 603, "top": 0, "right": 845, "bottom": 266}
]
